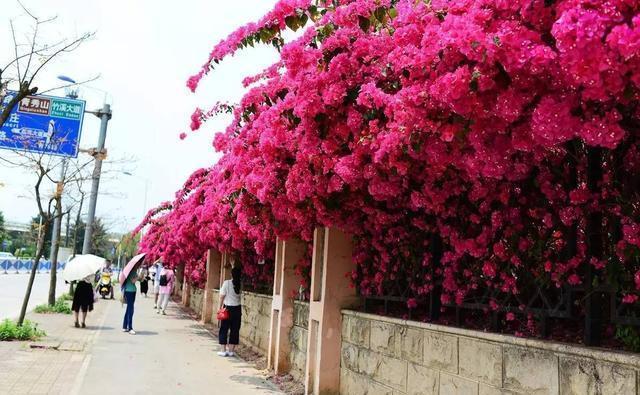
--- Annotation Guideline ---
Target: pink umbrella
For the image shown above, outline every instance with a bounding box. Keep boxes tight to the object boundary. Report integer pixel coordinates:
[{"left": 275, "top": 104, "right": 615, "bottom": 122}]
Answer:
[{"left": 119, "top": 253, "right": 146, "bottom": 286}]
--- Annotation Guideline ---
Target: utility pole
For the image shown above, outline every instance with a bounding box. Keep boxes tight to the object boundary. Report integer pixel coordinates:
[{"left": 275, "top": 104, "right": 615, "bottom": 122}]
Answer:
[{"left": 82, "top": 103, "right": 112, "bottom": 254}]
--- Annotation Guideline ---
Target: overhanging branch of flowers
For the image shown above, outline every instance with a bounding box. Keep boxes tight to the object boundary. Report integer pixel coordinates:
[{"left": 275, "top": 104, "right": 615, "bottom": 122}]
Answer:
[{"left": 137, "top": 0, "right": 640, "bottom": 343}]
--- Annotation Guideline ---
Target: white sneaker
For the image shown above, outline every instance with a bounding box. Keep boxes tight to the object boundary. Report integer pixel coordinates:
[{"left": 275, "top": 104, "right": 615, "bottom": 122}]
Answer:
[
  {"left": 153, "top": 305, "right": 157, "bottom": 309},
  {"left": 122, "top": 329, "right": 129, "bottom": 332},
  {"left": 216, "top": 351, "right": 228, "bottom": 357},
  {"left": 129, "top": 330, "right": 136, "bottom": 335},
  {"left": 227, "top": 352, "right": 235, "bottom": 357},
  {"left": 156, "top": 310, "right": 160, "bottom": 314},
  {"left": 162, "top": 310, "right": 167, "bottom": 315}
]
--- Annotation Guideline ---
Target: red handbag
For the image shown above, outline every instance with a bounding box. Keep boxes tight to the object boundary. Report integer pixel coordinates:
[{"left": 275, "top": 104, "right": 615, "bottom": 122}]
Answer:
[{"left": 217, "top": 308, "right": 229, "bottom": 321}]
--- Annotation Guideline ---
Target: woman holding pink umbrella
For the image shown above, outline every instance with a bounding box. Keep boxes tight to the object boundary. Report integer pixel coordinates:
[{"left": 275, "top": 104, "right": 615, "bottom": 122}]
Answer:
[{"left": 119, "top": 253, "right": 146, "bottom": 335}]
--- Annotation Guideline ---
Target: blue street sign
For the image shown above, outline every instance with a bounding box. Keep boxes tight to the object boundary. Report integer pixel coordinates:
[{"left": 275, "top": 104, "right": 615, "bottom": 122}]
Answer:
[{"left": 0, "top": 91, "right": 86, "bottom": 158}]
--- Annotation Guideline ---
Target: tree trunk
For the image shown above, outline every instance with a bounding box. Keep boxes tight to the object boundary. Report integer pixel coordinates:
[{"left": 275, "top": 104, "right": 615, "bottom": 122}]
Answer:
[
  {"left": 72, "top": 197, "right": 84, "bottom": 258},
  {"left": 17, "top": 220, "right": 49, "bottom": 326},
  {"left": 48, "top": 197, "right": 63, "bottom": 305}
]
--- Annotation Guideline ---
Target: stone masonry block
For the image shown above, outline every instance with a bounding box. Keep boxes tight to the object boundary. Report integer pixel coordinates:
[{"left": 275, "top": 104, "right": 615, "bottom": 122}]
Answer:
[
  {"left": 294, "top": 302, "right": 309, "bottom": 328},
  {"left": 370, "top": 320, "right": 399, "bottom": 357},
  {"left": 341, "top": 342, "right": 359, "bottom": 372},
  {"left": 341, "top": 368, "right": 395, "bottom": 395},
  {"left": 559, "top": 356, "right": 636, "bottom": 395},
  {"left": 458, "top": 338, "right": 502, "bottom": 387},
  {"left": 407, "top": 362, "right": 439, "bottom": 395},
  {"left": 503, "top": 345, "right": 558, "bottom": 395},
  {"left": 440, "top": 373, "right": 479, "bottom": 395},
  {"left": 479, "top": 384, "right": 522, "bottom": 395},
  {"left": 349, "top": 316, "right": 371, "bottom": 348},
  {"left": 358, "top": 348, "right": 408, "bottom": 392},
  {"left": 423, "top": 330, "right": 458, "bottom": 374},
  {"left": 401, "top": 327, "right": 424, "bottom": 364}
]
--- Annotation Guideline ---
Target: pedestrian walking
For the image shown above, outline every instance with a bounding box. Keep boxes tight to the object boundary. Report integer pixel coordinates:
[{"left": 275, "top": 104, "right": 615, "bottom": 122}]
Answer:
[
  {"left": 153, "top": 261, "right": 164, "bottom": 309},
  {"left": 157, "top": 266, "right": 175, "bottom": 315},
  {"left": 140, "top": 266, "right": 150, "bottom": 297},
  {"left": 122, "top": 269, "right": 138, "bottom": 334},
  {"left": 72, "top": 276, "right": 94, "bottom": 328},
  {"left": 217, "top": 266, "right": 242, "bottom": 357}
]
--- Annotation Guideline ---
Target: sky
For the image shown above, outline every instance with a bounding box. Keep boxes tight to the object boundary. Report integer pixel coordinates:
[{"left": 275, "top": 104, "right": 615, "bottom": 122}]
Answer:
[{"left": 0, "top": 0, "right": 280, "bottom": 234}]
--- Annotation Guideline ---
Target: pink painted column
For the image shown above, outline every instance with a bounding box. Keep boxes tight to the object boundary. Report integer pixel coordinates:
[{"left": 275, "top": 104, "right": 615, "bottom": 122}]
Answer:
[
  {"left": 268, "top": 237, "right": 305, "bottom": 374},
  {"left": 202, "top": 249, "right": 222, "bottom": 324},
  {"left": 304, "top": 227, "right": 357, "bottom": 395}
]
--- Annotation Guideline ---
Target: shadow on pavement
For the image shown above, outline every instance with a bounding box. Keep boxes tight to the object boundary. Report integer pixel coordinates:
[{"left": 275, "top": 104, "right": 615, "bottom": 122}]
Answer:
[
  {"left": 229, "top": 374, "right": 276, "bottom": 392},
  {"left": 133, "top": 330, "right": 158, "bottom": 336},
  {"left": 84, "top": 326, "right": 114, "bottom": 331}
]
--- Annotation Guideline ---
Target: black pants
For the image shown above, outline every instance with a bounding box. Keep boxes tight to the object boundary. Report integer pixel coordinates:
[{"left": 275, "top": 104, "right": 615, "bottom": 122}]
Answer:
[{"left": 219, "top": 305, "right": 241, "bottom": 345}]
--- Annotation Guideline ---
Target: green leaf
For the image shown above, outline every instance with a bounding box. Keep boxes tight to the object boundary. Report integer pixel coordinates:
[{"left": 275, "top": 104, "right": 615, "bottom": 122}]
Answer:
[
  {"left": 300, "top": 13, "right": 309, "bottom": 27},
  {"left": 358, "top": 15, "right": 371, "bottom": 32},
  {"left": 285, "top": 15, "right": 298, "bottom": 31},
  {"left": 389, "top": 8, "right": 398, "bottom": 18},
  {"left": 374, "top": 7, "right": 387, "bottom": 23},
  {"left": 308, "top": 5, "right": 320, "bottom": 21}
]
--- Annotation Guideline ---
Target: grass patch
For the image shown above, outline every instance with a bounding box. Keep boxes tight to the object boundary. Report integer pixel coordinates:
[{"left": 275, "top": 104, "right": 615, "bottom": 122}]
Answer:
[
  {"left": 0, "top": 319, "right": 46, "bottom": 341},
  {"left": 34, "top": 297, "right": 72, "bottom": 314}
]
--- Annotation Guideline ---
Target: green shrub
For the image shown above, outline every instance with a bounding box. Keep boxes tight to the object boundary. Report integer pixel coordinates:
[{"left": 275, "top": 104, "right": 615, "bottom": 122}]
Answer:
[
  {"left": 0, "top": 319, "right": 45, "bottom": 341},
  {"left": 34, "top": 297, "right": 72, "bottom": 315},
  {"left": 59, "top": 293, "right": 73, "bottom": 302}
]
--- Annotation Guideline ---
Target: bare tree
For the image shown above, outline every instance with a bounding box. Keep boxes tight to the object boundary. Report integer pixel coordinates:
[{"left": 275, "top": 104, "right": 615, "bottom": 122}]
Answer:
[
  {"left": 0, "top": 138, "right": 94, "bottom": 324},
  {"left": 47, "top": 159, "right": 93, "bottom": 305},
  {"left": 0, "top": 1, "right": 95, "bottom": 128}
]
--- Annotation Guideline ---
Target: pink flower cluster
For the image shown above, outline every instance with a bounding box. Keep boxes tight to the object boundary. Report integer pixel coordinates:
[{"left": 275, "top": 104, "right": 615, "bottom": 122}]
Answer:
[{"left": 138, "top": 0, "right": 640, "bottom": 330}]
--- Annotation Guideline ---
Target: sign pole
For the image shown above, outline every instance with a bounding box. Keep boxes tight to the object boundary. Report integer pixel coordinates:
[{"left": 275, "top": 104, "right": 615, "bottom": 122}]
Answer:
[{"left": 82, "top": 103, "right": 112, "bottom": 254}]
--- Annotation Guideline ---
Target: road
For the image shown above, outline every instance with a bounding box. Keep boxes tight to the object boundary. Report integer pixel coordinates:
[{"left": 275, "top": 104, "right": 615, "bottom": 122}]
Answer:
[{"left": 0, "top": 272, "right": 67, "bottom": 320}]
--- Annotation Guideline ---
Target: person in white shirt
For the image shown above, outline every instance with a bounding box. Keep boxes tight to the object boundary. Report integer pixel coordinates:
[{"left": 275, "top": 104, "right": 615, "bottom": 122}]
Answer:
[
  {"left": 153, "top": 261, "right": 164, "bottom": 309},
  {"left": 217, "top": 266, "right": 242, "bottom": 357}
]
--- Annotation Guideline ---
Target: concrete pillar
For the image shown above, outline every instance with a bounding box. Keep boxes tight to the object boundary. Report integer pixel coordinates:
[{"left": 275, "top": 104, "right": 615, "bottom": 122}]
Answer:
[
  {"left": 304, "top": 227, "right": 357, "bottom": 395},
  {"left": 182, "top": 274, "right": 191, "bottom": 307},
  {"left": 202, "top": 249, "right": 222, "bottom": 324},
  {"left": 220, "top": 252, "right": 232, "bottom": 288},
  {"left": 268, "top": 237, "right": 305, "bottom": 374}
]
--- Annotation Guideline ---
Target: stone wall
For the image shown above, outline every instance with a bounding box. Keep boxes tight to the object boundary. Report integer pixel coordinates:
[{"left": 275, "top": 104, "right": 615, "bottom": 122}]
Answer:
[
  {"left": 206, "top": 289, "right": 272, "bottom": 354},
  {"left": 189, "top": 287, "right": 204, "bottom": 315},
  {"left": 341, "top": 310, "right": 640, "bottom": 395},
  {"left": 289, "top": 301, "right": 309, "bottom": 382},
  {"left": 239, "top": 291, "right": 272, "bottom": 354}
]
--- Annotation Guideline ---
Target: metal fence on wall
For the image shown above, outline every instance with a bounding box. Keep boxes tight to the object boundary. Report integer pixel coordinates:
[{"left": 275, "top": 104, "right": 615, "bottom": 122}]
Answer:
[{"left": 0, "top": 259, "right": 66, "bottom": 274}]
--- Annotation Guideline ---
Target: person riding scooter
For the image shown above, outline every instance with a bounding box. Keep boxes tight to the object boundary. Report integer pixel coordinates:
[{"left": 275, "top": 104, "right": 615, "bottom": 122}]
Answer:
[{"left": 96, "top": 261, "right": 114, "bottom": 299}]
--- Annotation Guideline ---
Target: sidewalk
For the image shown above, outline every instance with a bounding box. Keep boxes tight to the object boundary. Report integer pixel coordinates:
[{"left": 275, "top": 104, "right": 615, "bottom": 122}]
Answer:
[{"left": 0, "top": 292, "right": 282, "bottom": 395}]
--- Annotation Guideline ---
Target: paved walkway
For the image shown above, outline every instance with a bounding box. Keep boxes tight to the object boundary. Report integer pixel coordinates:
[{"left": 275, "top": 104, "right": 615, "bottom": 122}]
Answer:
[{"left": 0, "top": 291, "right": 282, "bottom": 395}]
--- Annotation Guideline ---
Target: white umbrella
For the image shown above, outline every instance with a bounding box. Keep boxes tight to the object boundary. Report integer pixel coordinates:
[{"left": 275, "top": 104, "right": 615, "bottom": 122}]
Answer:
[{"left": 63, "top": 254, "right": 106, "bottom": 282}]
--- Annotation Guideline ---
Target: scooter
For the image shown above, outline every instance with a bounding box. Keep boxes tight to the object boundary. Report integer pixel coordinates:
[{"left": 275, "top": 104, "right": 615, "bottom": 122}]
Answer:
[{"left": 98, "top": 272, "right": 113, "bottom": 299}]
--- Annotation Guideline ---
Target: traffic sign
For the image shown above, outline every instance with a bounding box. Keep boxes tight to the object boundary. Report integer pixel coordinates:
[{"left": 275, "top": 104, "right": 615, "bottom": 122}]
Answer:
[{"left": 0, "top": 91, "right": 86, "bottom": 158}]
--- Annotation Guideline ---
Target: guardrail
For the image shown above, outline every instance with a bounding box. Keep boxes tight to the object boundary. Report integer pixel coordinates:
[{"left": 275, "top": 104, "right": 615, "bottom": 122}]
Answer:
[{"left": 0, "top": 259, "right": 66, "bottom": 274}]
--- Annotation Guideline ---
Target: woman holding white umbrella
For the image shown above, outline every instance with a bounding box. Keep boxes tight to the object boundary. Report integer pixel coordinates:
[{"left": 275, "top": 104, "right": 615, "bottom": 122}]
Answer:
[
  {"left": 72, "top": 275, "right": 94, "bottom": 328},
  {"left": 64, "top": 254, "right": 106, "bottom": 328}
]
